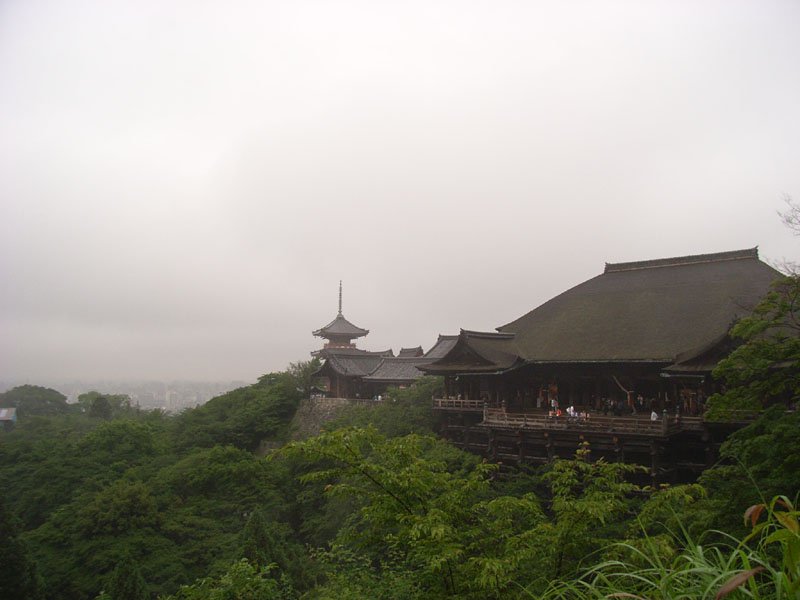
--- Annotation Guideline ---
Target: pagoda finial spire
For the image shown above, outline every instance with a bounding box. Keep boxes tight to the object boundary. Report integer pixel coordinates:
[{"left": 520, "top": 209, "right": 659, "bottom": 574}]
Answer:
[{"left": 338, "top": 280, "right": 343, "bottom": 316}]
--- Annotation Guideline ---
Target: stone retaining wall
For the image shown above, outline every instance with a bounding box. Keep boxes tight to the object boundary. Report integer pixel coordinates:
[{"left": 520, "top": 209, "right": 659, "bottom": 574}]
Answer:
[{"left": 289, "top": 397, "right": 354, "bottom": 440}]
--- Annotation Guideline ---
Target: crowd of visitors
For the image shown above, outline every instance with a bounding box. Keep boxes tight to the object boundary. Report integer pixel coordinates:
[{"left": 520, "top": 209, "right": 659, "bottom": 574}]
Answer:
[{"left": 532, "top": 390, "right": 707, "bottom": 419}]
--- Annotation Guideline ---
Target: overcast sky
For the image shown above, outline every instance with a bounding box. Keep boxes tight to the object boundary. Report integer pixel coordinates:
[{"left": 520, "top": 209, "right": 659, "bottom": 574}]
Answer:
[{"left": 2, "top": 0, "right": 799, "bottom": 382}]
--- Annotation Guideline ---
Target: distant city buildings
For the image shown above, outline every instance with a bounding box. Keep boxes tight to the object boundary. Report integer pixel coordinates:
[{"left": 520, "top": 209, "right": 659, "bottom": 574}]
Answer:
[{"left": 0, "top": 379, "right": 246, "bottom": 413}]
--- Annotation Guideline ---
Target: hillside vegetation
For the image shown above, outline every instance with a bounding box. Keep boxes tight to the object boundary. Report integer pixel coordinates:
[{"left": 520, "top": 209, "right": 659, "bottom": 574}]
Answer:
[{"left": 1, "top": 362, "right": 798, "bottom": 599}]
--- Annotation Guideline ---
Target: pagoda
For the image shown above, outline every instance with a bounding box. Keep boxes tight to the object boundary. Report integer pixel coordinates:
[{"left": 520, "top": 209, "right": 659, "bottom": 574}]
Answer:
[
  {"left": 312, "top": 281, "right": 369, "bottom": 353},
  {"left": 309, "top": 282, "right": 445, "bottom": 398}
]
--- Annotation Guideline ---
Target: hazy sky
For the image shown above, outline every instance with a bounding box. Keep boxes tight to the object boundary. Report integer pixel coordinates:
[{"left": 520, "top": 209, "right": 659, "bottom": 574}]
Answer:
[{"left": 2, "top": 0, "right": 799, "bottom": 382}]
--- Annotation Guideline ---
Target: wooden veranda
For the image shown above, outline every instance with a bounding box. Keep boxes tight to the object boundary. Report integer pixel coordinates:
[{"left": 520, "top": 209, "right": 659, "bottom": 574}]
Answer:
[{"left": 433, "top": 398, "right": 749, "bottom": 484}]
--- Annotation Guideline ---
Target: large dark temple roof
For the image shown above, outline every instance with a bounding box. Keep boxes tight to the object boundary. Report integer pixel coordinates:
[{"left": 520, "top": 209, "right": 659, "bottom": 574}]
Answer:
[{"left": 498, "top": 248, "right": 780, "bottom": 363}]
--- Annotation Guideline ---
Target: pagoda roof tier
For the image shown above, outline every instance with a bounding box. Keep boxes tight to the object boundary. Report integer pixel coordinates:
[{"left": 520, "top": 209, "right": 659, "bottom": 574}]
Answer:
[
  {"left": 312, "top": 313, "right": 369, "bottom": 339},
  {"left": 315, "top": 347, "right": 394, "bottom": 359}
]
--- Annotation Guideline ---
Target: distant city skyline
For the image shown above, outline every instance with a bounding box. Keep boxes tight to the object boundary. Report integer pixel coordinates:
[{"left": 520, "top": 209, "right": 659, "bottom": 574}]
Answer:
[{"left": 0, "top": 378, "right": 246, "bottom": 412}]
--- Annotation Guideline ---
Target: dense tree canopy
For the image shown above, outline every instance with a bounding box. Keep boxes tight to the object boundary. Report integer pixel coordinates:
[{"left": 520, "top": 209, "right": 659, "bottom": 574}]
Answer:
[
  {"left": 0, "top": 362, "right": 796, "bottom": 599},
  {"left": 708, "top": 275, "right": 800, "bottom": 418},
  {"left": 0, "top": 494, "right": 44, "bottom": 600},
  {"left": 0, "top": 384, "right": 70, "bottom": 417},
  {"left": 171, "top": 371, "right": 302, "bottom": 452}
]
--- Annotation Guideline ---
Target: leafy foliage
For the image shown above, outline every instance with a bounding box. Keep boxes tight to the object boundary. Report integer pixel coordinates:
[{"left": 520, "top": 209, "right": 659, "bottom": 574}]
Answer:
[
  {"left": 708, "top": 275, "right": 800, "bottom": 418},
  {"left": 162, "top": 560, "right": 292, "bottom": 600},
  {"left": 1, "top": 365, "right": 796, "bottom": 599},
  {"left": 305, "top": 545, "right": 421, "bottom": 600},
  {"left": 744, "top": 495, "right": 800, "bottom": 596},
  {"left": 0, "top": 494, "right": 44, "bottom": 600},
  {"left": 0, "top": 372, "right": 307, "bottom": 599},
  {"left": 533, "top": 443, "right": 644, "bottom": 584},
  {"left": 329, "top": 376, "right": 442, "bottom": 436},
  {"left": 539, "top": 494, "right": 800, "bottom": 600},
  {"left": 102, "top": 555, "right": 149, "bottom": 600},
  {"left": 278, "top": 428, "right": 644, "bottom": 598},
  {"left": 695, "top": 407, "right": 800, "bottom": 537},
  {"left": 240, "top": 509, "right": 312, "bottom": 590},
  {"left": 286, "top": 357, "right": 322, "bottom": 398},
  {"left": 77, "top": 391, "right": 135, "bottom": 419},
  {"left": 0, "top": 384, "right": 70, "bottom": 416},
  {"left": 0, "top": 416, "right": 163, "bottom": 530},
  {"left": 171, "top": 372, "right": 302, "bottom": 451}
]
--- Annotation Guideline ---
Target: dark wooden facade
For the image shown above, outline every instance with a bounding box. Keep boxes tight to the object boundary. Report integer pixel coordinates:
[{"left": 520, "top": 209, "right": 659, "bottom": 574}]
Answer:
[
  {"left": 440, "top": 361, "right": 714, "bottom": 416},
  {"left": 423, "top": 249, "right": 780, "bottom": 477},
  {"left": 434, "top": 401, "right": 749, "bottom": 484}
]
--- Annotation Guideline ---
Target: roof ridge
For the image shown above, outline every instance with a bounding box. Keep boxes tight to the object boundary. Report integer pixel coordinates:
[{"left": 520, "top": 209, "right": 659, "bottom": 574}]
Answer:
[
  {"left": 460, "top": 329, "right": 516, "bottom": 339},
  {"left": 604, "top": 247, "right": 759, "bottom": 273}
]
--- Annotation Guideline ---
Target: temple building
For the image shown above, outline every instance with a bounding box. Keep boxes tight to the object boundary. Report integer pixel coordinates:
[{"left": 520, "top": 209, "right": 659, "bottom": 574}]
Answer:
[
  {"left": 311, "top": 282, "right": 370, "bottom": 353},
  {"left": 423, "top": 248, "right": 780, "bottom": 414},
  {"left": 312, "top": 283, "right": 445, "bottom": 398}
]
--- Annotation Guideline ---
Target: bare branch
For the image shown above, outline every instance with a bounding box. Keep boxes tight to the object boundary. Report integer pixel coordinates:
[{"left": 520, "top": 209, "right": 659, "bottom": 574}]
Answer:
[{"left": 778, "top": 194, "right": 800, "bottom": 236}]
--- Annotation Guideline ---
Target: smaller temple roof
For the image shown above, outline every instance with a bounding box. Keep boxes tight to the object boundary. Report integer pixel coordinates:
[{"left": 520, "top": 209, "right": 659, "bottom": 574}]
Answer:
[
  {"left": 662, "top": 333, "right": 735, "bottom": 375},
  {"left": 423, "top": 335, "right": 459, "bottom": 359},
  {"left": 318, "top": 354, "right": 386, "bottom": 378},
  {"left": 398, "top": 346, "right": 424, "bottom": 357},
  {"left": 420, "top": 330, "right": 523, "bottom": 374},
  {"left": 313, "top": 346, "right": 394, "bottom": 378},
  {"left": 363, "top": 357, "right": 434, "bottom": 383},
  {"left": 0, "top": 407, "right": 17, "bottom": 421}
]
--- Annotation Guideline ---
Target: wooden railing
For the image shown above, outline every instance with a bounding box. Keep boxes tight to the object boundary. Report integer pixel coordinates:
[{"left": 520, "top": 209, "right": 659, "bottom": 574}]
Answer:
[
  {"left": 433, "top": 398, "right": 486, "bottom": 411},
  {"left": 482, "top": 408, "right": 681, "bottom": 436},
  {"left": 319, "top": 397, "right": 385, "bottom": 405},
  {"left": 678, "top": 416, "right": 705, "bottom": 431}
]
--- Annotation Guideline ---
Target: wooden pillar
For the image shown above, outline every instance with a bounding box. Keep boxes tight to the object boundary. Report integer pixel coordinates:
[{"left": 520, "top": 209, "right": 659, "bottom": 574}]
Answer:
[
  {"left": 544, "top": 432, "right": 555, "bottom": 461},
  {"left": 594, "top": 377, "right": 602, "bottom": 411},
  {"left": 650, "top": 439, "right": 660, "bottom": 487},
  {"left": 613, "top": 436, "right": 624, "bottom": 463}
]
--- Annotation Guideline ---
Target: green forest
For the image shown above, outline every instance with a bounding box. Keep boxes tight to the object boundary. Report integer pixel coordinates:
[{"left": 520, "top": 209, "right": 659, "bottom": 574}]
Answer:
[{"left": 2, "top": 277, "right": 800, "bottom": 600}]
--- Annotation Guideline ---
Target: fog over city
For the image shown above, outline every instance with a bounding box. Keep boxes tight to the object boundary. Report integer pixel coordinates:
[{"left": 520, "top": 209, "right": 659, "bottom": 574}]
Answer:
[{"left": 1, "top": 0, "right": 799, "bottom": 383}]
